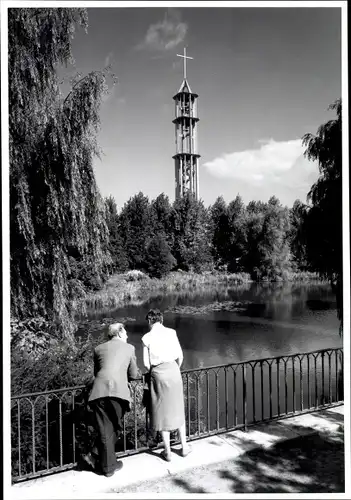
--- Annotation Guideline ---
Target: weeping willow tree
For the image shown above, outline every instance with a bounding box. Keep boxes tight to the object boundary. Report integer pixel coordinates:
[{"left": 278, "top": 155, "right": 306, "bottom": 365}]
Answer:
[
  {"left": 302, "top": 99, "right": 342, "bottom": 335},
  {"left": 9, "top": 8, "right": 113, "bottom": 337}
]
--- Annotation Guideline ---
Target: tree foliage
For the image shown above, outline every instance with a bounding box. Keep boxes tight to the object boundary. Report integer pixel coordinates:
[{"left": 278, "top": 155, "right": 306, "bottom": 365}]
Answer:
[
  {"left": 302, "top": 99, "right": 342, "bottom": 330},
  {"left": 170, "top": 194, "right": 212, "bottom": 272},
  {"left": 118, "top": 192, "right": 153, "bottom": 270},
  {"left": 10, "top": 8, "right": 113, "bottom": 336},
  {"left": 302, "top": 99, "right": 342, "bottom": 278},
  {"left": 104, "top": 196, "right": 128, "bottom": 272}
]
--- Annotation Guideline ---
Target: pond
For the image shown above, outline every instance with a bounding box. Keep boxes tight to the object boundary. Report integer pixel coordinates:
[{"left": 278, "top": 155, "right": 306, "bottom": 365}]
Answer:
[{"left": 78, "top": 282, "right": 342, "bottom": 371}]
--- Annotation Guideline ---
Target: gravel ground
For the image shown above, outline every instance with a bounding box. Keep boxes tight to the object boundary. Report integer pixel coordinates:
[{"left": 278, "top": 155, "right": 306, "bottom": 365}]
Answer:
[{"left": 114, "top": 430, "right": 344, "bottom": 494}]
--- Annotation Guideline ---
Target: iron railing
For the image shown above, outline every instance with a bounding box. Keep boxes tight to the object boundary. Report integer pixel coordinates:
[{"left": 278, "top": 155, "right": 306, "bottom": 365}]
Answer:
[{"left": 11, "top": 347, "right": 343, "bottom": 483}]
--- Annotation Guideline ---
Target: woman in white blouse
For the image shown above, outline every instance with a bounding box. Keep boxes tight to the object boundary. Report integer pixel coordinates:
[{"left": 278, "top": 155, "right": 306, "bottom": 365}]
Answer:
[{"left": 142, "top": 309, "right": 191, "bottom": 462}]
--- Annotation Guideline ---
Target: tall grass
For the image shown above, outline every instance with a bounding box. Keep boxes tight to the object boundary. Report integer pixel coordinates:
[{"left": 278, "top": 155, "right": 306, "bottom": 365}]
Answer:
[
  {"left": 84, "top": 271, "right": 252, "bottom": 312},
  {"left": 85, "top": 270, "right": 327, "bottom": 313}
]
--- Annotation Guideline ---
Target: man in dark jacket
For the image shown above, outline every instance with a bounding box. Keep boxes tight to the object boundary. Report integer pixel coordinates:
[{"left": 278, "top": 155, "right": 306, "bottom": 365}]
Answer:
[{"left": 83, "top": 323, "right": 140, "bottom": 477}]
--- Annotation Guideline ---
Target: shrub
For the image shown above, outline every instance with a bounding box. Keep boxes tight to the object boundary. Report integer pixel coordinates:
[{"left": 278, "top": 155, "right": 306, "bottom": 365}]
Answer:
[{"left": 125, "top": 270, "right": 148, "bottom": 282}]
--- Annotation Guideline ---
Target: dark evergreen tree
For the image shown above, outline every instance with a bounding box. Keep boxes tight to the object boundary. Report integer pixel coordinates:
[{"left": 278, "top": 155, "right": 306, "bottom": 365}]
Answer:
[
  {"left": 119, "top": 192, "right": 152, "bottom": 270},
  {"left": 150, "top": 193, "right": 173, "bottom": 245},
  {"left": 145, "top": 234, "right": 176, "bottom": 278},
  {"left": 209, "top": 196, "right": 231, "bottom": 269},
  {"left": 289, "top": 200, "right": 309, "bottom": 270},
  {"left": 104, "top": 196, "right": 128, "bottom": 272},
  {"left": 170, "top": 194, "right": 212, "bottom": 272},
  {"left": 227, "top": 195, "right": 247, "bottom": 272}
]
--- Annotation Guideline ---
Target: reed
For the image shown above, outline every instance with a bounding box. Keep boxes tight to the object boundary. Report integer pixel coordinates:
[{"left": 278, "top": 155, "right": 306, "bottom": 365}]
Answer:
[
  {"left": 285, "top": 271, "right": 328, "bottom": 282},
  {"left": 84, "top": 270, "right": 327, "bottom": 312},
  {"left": 84, "top": 271, "right": 253, "bottom": 311}
]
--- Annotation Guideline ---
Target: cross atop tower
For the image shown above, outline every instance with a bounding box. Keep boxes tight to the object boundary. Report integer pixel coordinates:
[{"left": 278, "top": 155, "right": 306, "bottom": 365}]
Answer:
[{"left": 177, "top": 47, "right": 193, "bottom": 80}]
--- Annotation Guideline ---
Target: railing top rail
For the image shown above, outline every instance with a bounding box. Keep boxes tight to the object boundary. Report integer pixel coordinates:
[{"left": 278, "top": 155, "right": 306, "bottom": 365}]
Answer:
[
  {"left": 11, "top": 346, "right": 342, "bottom": 400},
  {"left": 182, "top": 346, "right": 343, "bottom": 374}
]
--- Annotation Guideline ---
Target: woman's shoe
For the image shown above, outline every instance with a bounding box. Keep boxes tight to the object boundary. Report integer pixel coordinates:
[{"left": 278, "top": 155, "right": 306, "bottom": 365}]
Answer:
[
  {"left": 181, "top": 446, "right": 192, "bottom": 458},
  {"left": 160, "top": 450, "right": 172, "bottom": 462}
]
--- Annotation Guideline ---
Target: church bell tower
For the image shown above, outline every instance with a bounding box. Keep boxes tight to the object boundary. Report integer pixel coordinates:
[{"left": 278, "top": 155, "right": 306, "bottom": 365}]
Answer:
[{"left": 173, "top": 48, "right": 200, "bottom": 201}]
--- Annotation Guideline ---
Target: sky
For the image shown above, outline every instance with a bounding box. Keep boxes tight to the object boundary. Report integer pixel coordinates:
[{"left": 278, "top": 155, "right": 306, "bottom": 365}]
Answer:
[{"left": 66, "top": 5, "right": 342, "bottom": 210}]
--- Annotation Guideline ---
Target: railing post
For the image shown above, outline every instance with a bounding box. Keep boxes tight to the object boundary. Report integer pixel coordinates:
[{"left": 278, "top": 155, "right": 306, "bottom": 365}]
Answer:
[
  {"left": 72, "top": 393, "right": 76, "bottom": 464},
  {"left": 206, "top": 371, "right": 210, "bottom": 433},
  {"left": 328, "top": 352, "right": 332, "bottom": 404},
  {"left": 187, "top": 373, "right": 191, "bottom": 437},
  {"left": 284, "top": 360, "right": 288, "bottom": 415},
  {"left": 321, "top": 351, "right": 325, "bottom": 405},
  {"left": 307, "top": 354, "right": 311, "bottom": 409},
  {"left": 123, "top": 414, "right": 126, "bottom": 451},
  {"left": 17, "top": 399, "right": 21, "bottom": 478},
  {"left": 133, "top": 385, "right": 137, "bottom": 450},
  {"left": 335, "top": 350, "right": 339, "bottom": 401},
  {"left": 314, "top": 355, "right": 318, "bottom": 408},
  {"left": 260, "top": 361, "right": 264, "bottom": 420},
  {"left": 196, "top": 374, "right": 201, "bottom": 435},
  {"left": 59, "top": 399, "right": 63, "bottom": 468},
  {"left": 299, "top": 356, "right": 303, "bottom": 411},
  {"left": 268, "top": 362, "right": 273, "bottom": 419},
  {"left": 233, "top": 368, "right": 237, "bottom": 427},
  {"left": 224, "top": 367, "right": 229, "bottom": 430},
  {"left": 252, "top": 364, "right": 256, "bottom": 423},
  {"left": 215, "top": 371, "right": 219, "bottom": 431},
  {"left": 277, "top": 358, "right": 280, "bottom": 417},
  {"left": 292, "top": 357, "right": 296, "bottom": 414},
  {"left": 242, "top": 364, "right": 247, "bottom": 431},
  {"left": 32, "top": 402, "right": 36, "bottom": 474}
]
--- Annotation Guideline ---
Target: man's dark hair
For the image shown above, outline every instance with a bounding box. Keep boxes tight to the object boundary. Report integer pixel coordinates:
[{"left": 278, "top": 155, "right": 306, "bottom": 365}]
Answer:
[{"left": 146, "top": 309, "right": 163, "bottom": 325}]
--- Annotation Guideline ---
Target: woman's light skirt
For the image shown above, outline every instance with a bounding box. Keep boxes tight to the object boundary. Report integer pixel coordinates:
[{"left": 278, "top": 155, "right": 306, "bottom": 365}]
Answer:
[{"left": 150, "top": 361, "right": 185, "bottom": 432}]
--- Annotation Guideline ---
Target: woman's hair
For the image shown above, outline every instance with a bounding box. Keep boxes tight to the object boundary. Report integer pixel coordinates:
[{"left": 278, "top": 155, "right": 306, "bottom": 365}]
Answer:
[
  {"left": 107, "top": 323, "right": 125, "bottom": 339},
  {"left": 145, "top": 309, "right": 163, "bottom": 325}
]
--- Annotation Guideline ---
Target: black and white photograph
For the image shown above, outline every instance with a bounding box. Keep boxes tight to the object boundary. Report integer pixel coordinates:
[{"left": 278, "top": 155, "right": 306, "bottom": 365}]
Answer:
[{"left": 2, "top": 1, "right": 349, "bottom": 497}]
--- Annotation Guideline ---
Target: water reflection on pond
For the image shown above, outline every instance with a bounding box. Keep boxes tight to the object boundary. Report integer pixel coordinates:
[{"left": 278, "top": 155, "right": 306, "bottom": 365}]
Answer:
[{"left": 77, "top": 283, "right": 341, "bottom": 370}]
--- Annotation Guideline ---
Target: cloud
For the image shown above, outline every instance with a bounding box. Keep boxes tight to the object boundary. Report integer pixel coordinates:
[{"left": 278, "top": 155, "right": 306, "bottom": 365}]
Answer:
[
  {"left": 203, "top": 139, "right": 318, "bottom": 193},
  {"left": 137, "top": 9, "right": 187, "bottom": 52}
]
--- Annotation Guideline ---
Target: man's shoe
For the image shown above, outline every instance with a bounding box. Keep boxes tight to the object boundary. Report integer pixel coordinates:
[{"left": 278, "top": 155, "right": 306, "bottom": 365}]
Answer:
[
  {"left": 104, "top": 460, "right": 123, "bottom": 477},
  {"left": 81, "top": 452, "right": 97, "bottom": 470},
  {"left": 181, "top": 445, "right": 192, "bottom": 458}
]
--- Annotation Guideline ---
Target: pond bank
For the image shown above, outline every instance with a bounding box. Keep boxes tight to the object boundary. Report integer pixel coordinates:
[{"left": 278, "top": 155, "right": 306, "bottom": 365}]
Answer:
[{"left": 85, "top": 270, "right": 326, "bottom": 313}]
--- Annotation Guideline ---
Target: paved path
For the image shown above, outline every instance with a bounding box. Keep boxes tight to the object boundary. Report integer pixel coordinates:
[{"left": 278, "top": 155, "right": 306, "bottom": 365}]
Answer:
[{"left": 12, "top": 405, "right": 344, "bottom": 498}]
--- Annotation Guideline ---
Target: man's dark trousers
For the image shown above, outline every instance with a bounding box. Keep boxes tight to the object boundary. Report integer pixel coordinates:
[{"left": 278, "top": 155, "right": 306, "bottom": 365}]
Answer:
[{"left": 90, "top": 397, "right": 126, "bottom": 475}]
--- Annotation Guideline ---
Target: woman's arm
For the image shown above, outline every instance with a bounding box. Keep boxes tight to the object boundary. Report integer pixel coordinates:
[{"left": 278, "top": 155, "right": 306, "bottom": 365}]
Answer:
[
  {"left": 143, "top": 345, "right": 151, "bottom": 371},
  {"left": 175, "top": 334, "right": 183, "bottom": 367}
]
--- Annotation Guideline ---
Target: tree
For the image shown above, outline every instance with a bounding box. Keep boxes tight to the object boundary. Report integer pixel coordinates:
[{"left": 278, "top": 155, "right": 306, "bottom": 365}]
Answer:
[
  {"left": 227, "top": 195, "right": 247, "bottom": 272},
  {"left": 302, "top": 98, "right": 342, "bottom": 331},
  {"left": 289, "top": 200, "right": 309, "bottom": 270},
  {"left": 119, "top": 192, "right": 152, "bottom": 270},
  {"left": 170, "top": 194, "right": 212, "bottom": 272},
  {"left": 149, "top": 193, "right": 173, "bottom": 245},
  {"left": 240, "top": 197, "right": 291, "bottom": 280},
  {"left": 104, "top": 196, "right": 128, "bottom": 272},
  {"left": 145, "top": 234, "right": 176, "bottom": 278},
  {"left": 257, "top": 197, "right": 292, "bottom": 280},
  {"left": 209, "top": 196, "right": 231, "bottom": 268},
  {"left": 9, "top": 8, "right": 113, "bottom": 336}
]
